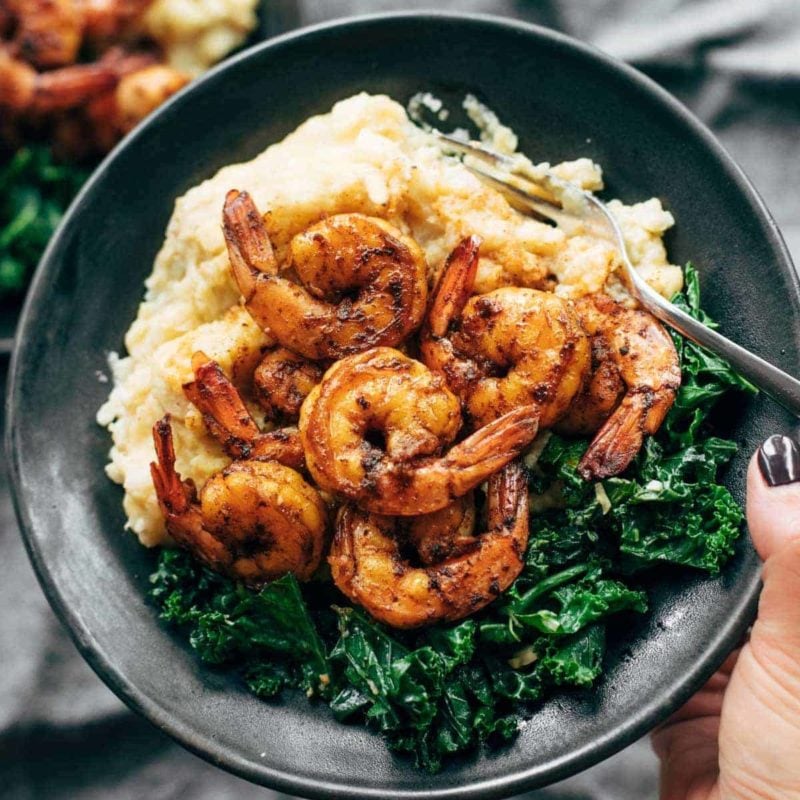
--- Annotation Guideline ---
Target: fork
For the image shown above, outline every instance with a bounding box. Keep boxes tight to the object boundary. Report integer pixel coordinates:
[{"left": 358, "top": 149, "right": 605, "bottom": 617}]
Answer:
[{"left": 432, "top": 130, "right": 800, "bottom": 416}]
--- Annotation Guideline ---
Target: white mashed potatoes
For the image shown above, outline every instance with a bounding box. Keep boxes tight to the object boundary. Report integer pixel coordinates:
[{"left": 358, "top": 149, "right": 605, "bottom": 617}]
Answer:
[
  {"left": 143, "top": 0, "right": 259, "bottom": 76},
  {"left": 97, "top": 93, "right": 683, "bottom": 546}
]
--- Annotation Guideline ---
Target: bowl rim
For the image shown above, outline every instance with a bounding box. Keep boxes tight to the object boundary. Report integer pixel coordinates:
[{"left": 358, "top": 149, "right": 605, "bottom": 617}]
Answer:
[{"left": 6, "top": 10, "right": 797, "bottom": 800}]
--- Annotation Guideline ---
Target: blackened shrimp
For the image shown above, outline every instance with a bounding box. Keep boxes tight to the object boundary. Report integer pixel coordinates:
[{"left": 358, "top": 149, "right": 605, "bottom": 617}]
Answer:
[
  {"left": 78, "top": 0, "right": 155, "bottom": 41},
  {"left": 182, "top": 352, "right": 305, "bottom": 470},
  {"left": 150, "top": 416, "right": 327, "bottom": 586},
  {"left": 420, "top": 236, "right": 590, "bottom": 429},
  {"left": 253, "top": 347, "right": 323, "bottom": 422},
  {"left": 223, "top": 190, "right": 428, "bottom": 361},
  {"left": 328, "top": 461, "right": 529, "bottom": 629},
  {"left": 0, "top": 47, "right": 117, "bottom": 112},
  {"left": 5, "top": 0, "right": 82, "bottom": 68},
  {"left": 299, "top": 347, "right": 539, "bottom": 515},
  {"left": 558, "top": 293, "right": 681, "bottom": 479},
  {"left": 85, "top": 62, "right": 188, "bottom": 150}
]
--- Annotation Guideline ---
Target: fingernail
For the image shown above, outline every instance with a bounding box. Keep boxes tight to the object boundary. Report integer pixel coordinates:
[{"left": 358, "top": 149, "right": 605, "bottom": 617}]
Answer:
[{"left": 758, "top": 434, "right": 800, "bottom": 487}]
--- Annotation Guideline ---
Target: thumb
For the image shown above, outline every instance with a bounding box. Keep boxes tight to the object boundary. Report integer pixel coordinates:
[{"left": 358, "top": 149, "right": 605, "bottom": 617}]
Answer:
[
  {"left": 713, "top": 438, "right": 800, "bottom": 798},
  {"left": 746, "top": 435, "right": 800, "bottom": 649}
]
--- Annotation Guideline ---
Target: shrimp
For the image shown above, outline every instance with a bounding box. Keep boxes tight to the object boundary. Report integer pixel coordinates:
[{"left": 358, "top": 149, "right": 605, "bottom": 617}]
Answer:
[
  {"left": 182, "top": 352, "right": 305, "bottom": 470},
  {"left": 0, "top": 47, "right": 117, "bottom": 112},
  {"left": 329, "top": 461, "right": 529, "bottom": 628},
  {"left": 299, "top": 347, "right": 539, "bottom": 516},
  {"left": 558, "top": 293, "right": 681, "bottom": 479},
  {"left": 5, "top": 0, "right": 82, "bottom": 68},
  {"left": 83, "top": 60, "right": 187, "bottom": 150},
  {"left": 150, "top": 416, "right": 327, "bottom": 586},
  {"left": 253, "top": 347, "right": 323, "bottom": 422},
  {"left": 78, "top": 0, "right": 155, "bottom": 41},
  {"left": 420, "top": 236, "right": 591, "bottom": 429},
  {"left": 105, "top": 63, "right": 187, "bottom": 131},
  {"left": 222, "top": 190, "right": 429, "bottom": 361}
]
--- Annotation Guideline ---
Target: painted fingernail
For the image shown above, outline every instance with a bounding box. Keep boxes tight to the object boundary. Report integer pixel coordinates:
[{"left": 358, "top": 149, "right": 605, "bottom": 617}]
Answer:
[{"left": 758, "top": 434, "right": 800, "bottom": 487}]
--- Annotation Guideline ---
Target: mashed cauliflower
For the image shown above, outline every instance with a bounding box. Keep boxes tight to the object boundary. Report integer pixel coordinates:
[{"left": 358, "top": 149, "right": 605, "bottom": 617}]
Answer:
[
  {"left": 143, "top": 0, "right": 258, "bottom": 76},
  {"left": 98, "top": 93, "right": 683, "bottom": 546}
]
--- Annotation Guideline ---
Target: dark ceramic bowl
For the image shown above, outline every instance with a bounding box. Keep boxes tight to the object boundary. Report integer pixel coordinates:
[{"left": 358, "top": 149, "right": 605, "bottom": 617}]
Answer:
[{"left": 7, "top": 12, "right": 799, "bottom": 800}]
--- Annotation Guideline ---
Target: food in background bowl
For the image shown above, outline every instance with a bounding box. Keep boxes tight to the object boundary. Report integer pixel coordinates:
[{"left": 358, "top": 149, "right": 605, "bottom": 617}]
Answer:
[
  {"left": 0, "top": 0, "right": 258, "bottom": 299},
  {"left": 97, "top": 93, "right": 754, "bottom": 770},
  {"left": 0, "top": 0, "right": 257, "bottom": 155}
]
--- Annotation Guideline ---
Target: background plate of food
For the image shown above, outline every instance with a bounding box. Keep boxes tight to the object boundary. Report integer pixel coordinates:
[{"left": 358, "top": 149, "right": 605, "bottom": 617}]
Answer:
[
  {"left": 0, "top": 0, "right": 272, "bottom": 346},
  {"left": 6, "top": 12, "right": 799, "bottom": 800}
]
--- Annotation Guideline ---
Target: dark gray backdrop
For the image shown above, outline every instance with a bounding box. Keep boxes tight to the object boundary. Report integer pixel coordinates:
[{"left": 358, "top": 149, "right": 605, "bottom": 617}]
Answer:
[{"left": 2, "top": 1, "right": 798, "bottom": 798}]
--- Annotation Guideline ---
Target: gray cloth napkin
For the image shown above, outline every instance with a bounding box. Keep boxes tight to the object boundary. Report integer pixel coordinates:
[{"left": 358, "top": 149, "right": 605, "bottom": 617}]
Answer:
[{"left": 2, "top": 2, "right": 797, "bottom": 798}]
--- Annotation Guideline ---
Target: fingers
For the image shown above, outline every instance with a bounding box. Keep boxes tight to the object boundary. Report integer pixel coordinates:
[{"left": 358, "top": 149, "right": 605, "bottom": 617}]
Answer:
[
  {"left": 709, "top": 437, "right": 800, "bottom": 798},
  {"left": 651, "top": 650, "right": 738, "bottom": 800}
]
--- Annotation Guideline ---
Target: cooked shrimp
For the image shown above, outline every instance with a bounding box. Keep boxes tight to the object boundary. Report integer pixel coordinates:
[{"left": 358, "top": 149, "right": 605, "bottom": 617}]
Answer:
[
  {"left": 0, "top": 47, "right": 117, "bottom": 112},
  {"left": 299, "top": 347, "right": 539, "bottom": 515},
  {"left": 405, "top": 493, "right": 477, "bottom": 566},
  {"left": 223, "top": 190, "right": 429, "bottom": 360},
  {"left": 182, "top": 353, "right": 305, "bottom": 470},
  {"left": 420, "top": 236, "right": 591, "bottom": 429},
  {"left": 5, "top": 0, "right": 82, "bottom": 68},
  {"left": 110, "top": 63, "right": 187, "bottom": 129},
  {"left": 84, "top": 61, "right": 187, "bottom": 150},
  {"left": 558, "top": 293, "right": 681, "bottom": 479},
  {"left": 329, "top": 461, "right": 529, "bottom": 628},
  {"left": 150, "top": 416, "right": 327, "bottom": 586},
  {"left": 253, "top": 347, "right": 323, "bottom": 421},
  {"left": 78, "top": 0, "right": 155, "bottom": 41}
]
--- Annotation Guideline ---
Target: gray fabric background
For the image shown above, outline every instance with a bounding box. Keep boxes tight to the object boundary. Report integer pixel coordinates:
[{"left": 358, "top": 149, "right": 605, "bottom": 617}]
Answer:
[{"left": 1, "top": 1, "right": 798, "bottom": 798}]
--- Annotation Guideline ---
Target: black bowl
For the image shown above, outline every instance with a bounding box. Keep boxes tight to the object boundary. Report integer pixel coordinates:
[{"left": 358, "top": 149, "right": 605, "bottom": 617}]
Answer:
[{"left": 7, "top": 12, "right": 799, "bottom": 800}]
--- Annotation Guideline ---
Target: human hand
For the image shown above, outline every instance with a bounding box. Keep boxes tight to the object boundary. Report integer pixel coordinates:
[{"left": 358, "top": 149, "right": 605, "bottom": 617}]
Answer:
[{"left": 652, "top": 435, "right": 800, "bottom": 800}]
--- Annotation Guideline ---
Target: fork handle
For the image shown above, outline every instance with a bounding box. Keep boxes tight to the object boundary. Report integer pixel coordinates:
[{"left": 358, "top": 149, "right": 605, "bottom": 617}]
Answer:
[{"left": 639, "top": 292, "right": 800, "bottom": 417}]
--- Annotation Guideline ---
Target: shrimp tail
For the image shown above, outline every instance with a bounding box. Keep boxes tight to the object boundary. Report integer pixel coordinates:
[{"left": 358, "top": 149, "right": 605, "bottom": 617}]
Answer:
[
  {"left": 577, "top": 392, "right": 648, "bottom": 480},
  {"left": 34, "top": 63, "right": 117, "bottom": 110},
  {"left": 150, "top": 415, "right": 192, "bottom": 517},
  {"left": 486, "top": 459, "right": 527, "bottom": 538},
  {"left": 442, "top": 404, "right": 539, "bottom": 498},
  {"left": 222, "top": 189, "right": 277, "bottom": 301},
  {"left": 150, "top": 415, "right": 233, "bottom": 569},
  {"left": 183, "top": 353, "right": 306, "bottom": 469},
  {"left": 427, "top": 235, "right": 481, "bottom": 337},
  {"left": 183, "top": 355, "right": 261, "bottom": 458},
  {"left": 0, "top": 52, "right": 118, "bottom": 112}
]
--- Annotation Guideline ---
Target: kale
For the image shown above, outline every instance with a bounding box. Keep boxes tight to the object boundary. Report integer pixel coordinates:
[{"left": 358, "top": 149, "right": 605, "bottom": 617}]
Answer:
[
  {"left": 150, "top": 550, "right": 330, "bottom": 697},
  {"left": 510, "top": 567, "right": 647, "bottom": 635},
  {"left": 148, "top": 262, "right": 754, "bottom": 771},
  {"left": 537, "top": 624, "right": 607, "bottom": 688},
  {"left": 660, "top": 263, "right": 757, "bottom": 448},
  {"left": 328, "top": 610, "right": 520, "bottom": 772},
  {"left": 0, "top": 147, "right": 88, "bottom": 296}
]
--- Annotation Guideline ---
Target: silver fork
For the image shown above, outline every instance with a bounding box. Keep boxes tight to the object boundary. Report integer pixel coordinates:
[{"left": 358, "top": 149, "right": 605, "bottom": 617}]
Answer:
[{"left": 432, "top": 130, "right": 800, "bottom": 416}]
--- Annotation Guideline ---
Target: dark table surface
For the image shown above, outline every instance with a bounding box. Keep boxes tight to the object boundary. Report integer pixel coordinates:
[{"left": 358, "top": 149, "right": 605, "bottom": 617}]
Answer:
[{"left": 2, "top": 2, "right": 798, "bottom": 798}]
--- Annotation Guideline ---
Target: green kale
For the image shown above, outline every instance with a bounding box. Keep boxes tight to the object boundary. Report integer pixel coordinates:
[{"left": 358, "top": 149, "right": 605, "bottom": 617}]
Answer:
[
  {"left": 613, "top": 482, "right": 743, "bottom": 572},
  {"left": 150, "top": 549, "right": 330, "bottom": 696},
  {"left": 661, "top": 263, "right": 757, "bottom": 448},
  {"left": 330, "top": 610, "right": 519, "bottom": 772},
  {"left": 536, "top": 624, "right": 606, "bottom": 688},
  {"left": 511, "top": 568, "right": 647, "bottom": 635},
  {"left": 0, "top": 147, "right": 88, "bottom": 296}
]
